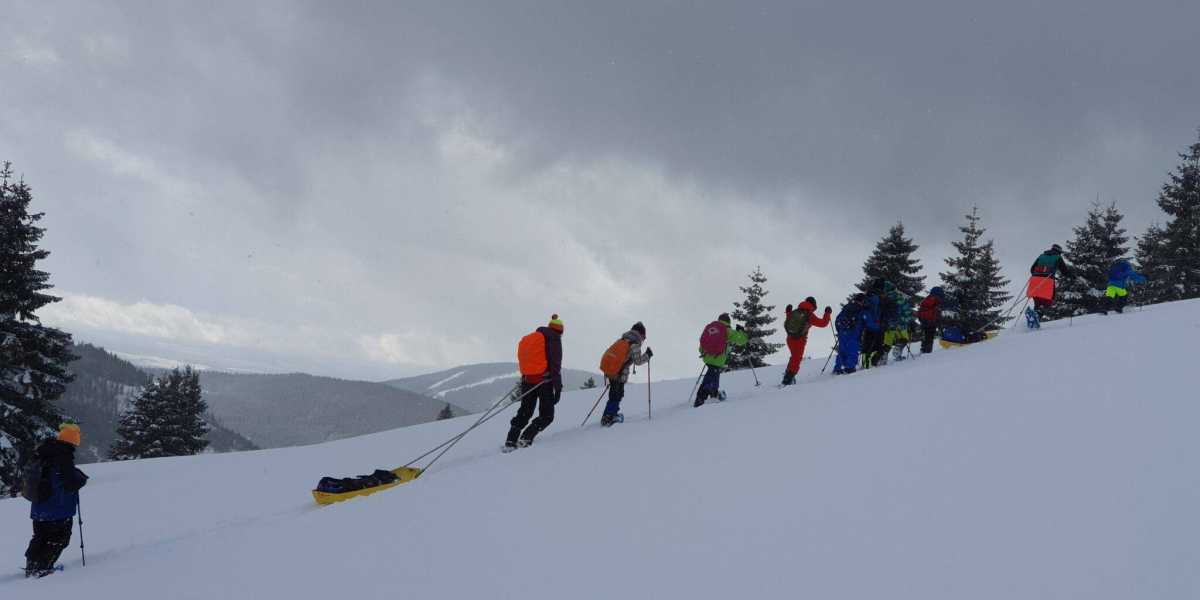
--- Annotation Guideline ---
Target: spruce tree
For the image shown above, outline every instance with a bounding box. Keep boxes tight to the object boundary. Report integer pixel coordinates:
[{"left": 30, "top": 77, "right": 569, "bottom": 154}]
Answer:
[
  {"left": 853, "top": 221, "right": 926, "bottom": 299},
  {"left": 579, "top": 377, "right": 597, "bottom": 390},
  {"left": 938, "top": 207, "right": 1012, "bottom": 332},
  {"left": 108, "top": 367, "right": 210, "bottom": 460},
  {"left": 1135, "top": 222, "right": 1171, "bottom": 304},
  {"left": 728, "top": 266, "right": 781, "bottom": 370},
  {"left": 437, "top": 403, "right": 454, "bottom": 420},
  {"left": 1153, "top": 130, "right": 1200, "bottom": 300},
  {"left": 0, "top": 163, "right": 75, "bottom": 497},
  {"left": 1052, "top": 201, "right": 1130, "bottom": 319}
]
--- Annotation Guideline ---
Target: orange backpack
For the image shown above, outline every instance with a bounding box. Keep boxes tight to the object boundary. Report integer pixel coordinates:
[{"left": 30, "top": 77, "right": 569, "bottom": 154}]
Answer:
[
  {"left": 517, "top": 331, "right": 548, "bottom": 376},
  {"left": 598, "top": 338, "right": 631, "bottom": 378}
]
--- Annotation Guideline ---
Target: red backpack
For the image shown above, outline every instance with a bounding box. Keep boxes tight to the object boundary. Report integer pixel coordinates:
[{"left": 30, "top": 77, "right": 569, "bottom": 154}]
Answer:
[
  {"left": 917, "top": 296, "right": 941, "bottom": 323},
  {"left": 699, "top": 321, "right": 728, "bottom": 355}
]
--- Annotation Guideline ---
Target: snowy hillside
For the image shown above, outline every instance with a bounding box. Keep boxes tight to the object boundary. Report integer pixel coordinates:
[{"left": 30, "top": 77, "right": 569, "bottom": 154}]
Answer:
[
  {"left": 385, "top": 362, "right": 601, "bottom": 413},
  {"left": 2, "top": 301, "right": 1197, "bottom": 599}
]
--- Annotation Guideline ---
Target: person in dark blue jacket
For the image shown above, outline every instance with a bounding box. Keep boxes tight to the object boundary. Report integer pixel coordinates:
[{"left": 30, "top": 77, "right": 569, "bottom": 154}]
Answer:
[
  {"left": 25, "top": 423, "right": 88, "bottom": 578},
  {"left": 833, "top": 294, "right": 879, "bottom": 375},
  {"left": 1100, "top": 260, "right": 1147, "bottom": 315}
]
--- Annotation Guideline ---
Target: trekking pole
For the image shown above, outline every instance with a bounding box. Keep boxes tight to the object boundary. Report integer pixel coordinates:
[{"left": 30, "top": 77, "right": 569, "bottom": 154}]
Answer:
[
  {"left": 687, "top": 364, "right": 705, "bottom": 403},
  {"left": 749, "top": 361, "right": 761, "bottom": 386},
  {"left": 647, "top": 360, "right": 652, "bottom": 420},
  {"left": 581, "top": 382, "right": 610, "bottom": 427},
  {"left": 77, "top": 497, "right": 85, "bottom": 566},
  {"left": 821, "top": 332, "right": 839, "bottom": 374}
]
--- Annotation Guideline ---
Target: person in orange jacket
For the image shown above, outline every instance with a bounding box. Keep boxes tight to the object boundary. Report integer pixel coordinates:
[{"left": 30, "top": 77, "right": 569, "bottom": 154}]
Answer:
[{"left": 780, "top": 297, "right": 832, "bottom": 386}]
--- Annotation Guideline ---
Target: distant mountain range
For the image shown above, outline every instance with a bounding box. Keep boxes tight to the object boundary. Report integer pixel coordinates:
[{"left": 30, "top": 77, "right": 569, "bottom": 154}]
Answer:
[
  {"left": 59, "top": 344, "right": 258, "bottom": 464},
  {"left": 384, "top": 362, "right": 602, "bottom": 413},
  {"left": 198, "top": 372, "right": 467, "bottom": 449}
]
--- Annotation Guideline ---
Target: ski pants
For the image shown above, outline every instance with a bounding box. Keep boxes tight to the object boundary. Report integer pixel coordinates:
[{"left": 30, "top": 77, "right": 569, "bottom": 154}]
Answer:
[
  {"left": 834, "top": 336, "right": 859, "bottom": 373},
  {"left": 920, "top": 324, "right": 938, "bottom": 354},
  {"left": 602, "top": 378, "right": 626, "bottom": 417},
  {"left": 26, "top": 518, "right": 72, "bottom": 571},
  {"left": 697, "top": 364, "right": 722, "bottom": 401},
  {"left": 785, "top": 335, "right": 808, "bottom": 374},
  {"left": 861, "top": 331, "right": 884, "bottom": 368},
  {"left": 508, "top": 382, "right": 558, "bottom": 444}
]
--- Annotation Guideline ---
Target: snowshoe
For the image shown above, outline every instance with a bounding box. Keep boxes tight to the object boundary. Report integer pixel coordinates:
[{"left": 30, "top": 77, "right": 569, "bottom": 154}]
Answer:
[
  {"left": 1025, "top": 306, "right": 1041, "bottom": 329},
  {"left": 517, "top": 438, "right": 533, "bottom": 449},
  {"left": 501, "top": 443, "right": 517, "bottom": 453},
  {"left": 718, "top": 390, "right": 727, "bottom": 402},
  {"left": 601, "top": 413, "right": 624, "bottom": 427},
  {"left": 24, "top": 565, "right": 63, "bottom": 578}
]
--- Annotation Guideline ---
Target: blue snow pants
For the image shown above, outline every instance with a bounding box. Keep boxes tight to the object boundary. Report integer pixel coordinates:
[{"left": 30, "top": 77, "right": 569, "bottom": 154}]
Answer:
[
  {"left": 834, "top": 337, "right": 860, "bottom": 373},
  {"left": 697, "top": 364, "right": 722, "bottom": 400}
]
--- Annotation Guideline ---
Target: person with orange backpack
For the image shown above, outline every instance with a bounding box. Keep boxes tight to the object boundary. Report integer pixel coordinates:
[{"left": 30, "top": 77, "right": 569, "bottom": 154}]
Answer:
[
  {"left": 781, "top": 297, "right": 832, "bottom": 386},
  {"left": 694, "top": 313, "right": 748, "bottom": 407},
  {"left": 598, "top": 322, "right": 652, "bottom": 427},
  {"left": 505, "top": 315, "right": 564, "bottom": 451}
]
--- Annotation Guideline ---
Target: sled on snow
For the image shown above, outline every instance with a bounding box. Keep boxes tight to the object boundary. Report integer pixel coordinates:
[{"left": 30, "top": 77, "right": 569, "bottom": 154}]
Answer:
[
  {"left": 312, "top": 467, "right": 422, "bottom": 504},
  {"left": 938, "top": 327, "right": 997, "bottom": 350}
]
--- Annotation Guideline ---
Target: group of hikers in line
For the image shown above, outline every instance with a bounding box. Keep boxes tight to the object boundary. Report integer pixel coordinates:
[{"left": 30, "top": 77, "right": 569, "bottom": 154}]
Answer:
[
  {"left": 17, "top": 249, "right": 1149, "bottom": 577},
  {"left": 503, "top": 249, "right": 1150, "bottom": 450}
]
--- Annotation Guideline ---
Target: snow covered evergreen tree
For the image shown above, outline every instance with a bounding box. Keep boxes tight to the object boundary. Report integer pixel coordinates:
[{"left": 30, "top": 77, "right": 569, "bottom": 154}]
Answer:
[
  {"left": 0, "top": 163, "right": 75, "bottom": 497},
  {"left": 437, "top": 403, "right": 454, "bottom": 420},
  {"left": 728, "top": 267, "right": 781, "bottom": 370},
  {"left": 939, "top": 207, "right": 1012, "bottom": 332},
  {"left": 580, "top": 377, "right": 597, "bottom": 390},
  {"left": 1152, "top": 130, "right": 1200, "bottom": 300},
  {"left": 1050, "top": 201, "right": 1130, "bottom": 319},
  {"left": 853, "top": 221, "right": 926, "bottom": 298},
  {"left": 1135, "top": 222, "right": 1171, "bottom": 305},
  {"left": 108, "top": 366, "right": 210, "bottom": 460}
]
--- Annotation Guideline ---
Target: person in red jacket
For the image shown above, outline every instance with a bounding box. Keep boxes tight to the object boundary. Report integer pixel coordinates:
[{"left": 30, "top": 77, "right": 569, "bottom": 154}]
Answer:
[{"left": 780, "top": 297, "right": 832, "bottom": 386}]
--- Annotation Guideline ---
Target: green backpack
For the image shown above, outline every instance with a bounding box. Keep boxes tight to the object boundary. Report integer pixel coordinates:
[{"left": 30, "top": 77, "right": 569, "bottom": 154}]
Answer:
[{"left": 784, "top": 309, "right": 812, "bottom": 339}]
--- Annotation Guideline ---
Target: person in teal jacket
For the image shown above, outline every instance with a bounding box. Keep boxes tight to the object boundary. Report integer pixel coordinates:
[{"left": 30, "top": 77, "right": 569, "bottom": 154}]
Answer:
[
  {"left": 1100, "top": 260, "right": 1147, "bottom": 315},
  {"left": 694, "top": 313, "right": 748, "bottom": 407}
]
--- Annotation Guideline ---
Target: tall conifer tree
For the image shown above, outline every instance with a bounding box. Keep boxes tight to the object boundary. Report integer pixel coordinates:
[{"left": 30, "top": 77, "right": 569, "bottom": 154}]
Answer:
[
  {"left": 1153, "top": 130, "right": 1200, "bottom": 300},
  {"left": 1051, "top": 200, "right": 1130, "bottom": 319},
  {"left": 939, "top": 207, "right": 1012, "bottom": 332},
  {"left": 728, "top": 267, "right": 781, "bottom": 370},
  {"left": 108, "top": 367, "right": 210, "bottom": 460},
  {"left": 0, "top": 163, "right": 75, "bottom": 497},
  {"left": 1135, "top": 222, "right": 1171, "bottom": 304},
  {"left": 853, "top": 221, "right": 926, "bottom": 299}
]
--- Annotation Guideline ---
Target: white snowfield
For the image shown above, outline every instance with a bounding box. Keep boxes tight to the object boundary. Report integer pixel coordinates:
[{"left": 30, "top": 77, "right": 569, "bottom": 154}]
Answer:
[{"left": 2, "top": 300, "right": 1197, "bottom": 599}]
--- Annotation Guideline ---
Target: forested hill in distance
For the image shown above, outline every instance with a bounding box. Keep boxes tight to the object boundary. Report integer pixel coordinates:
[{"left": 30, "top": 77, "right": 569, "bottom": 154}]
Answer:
[
  {"left": 199, "top": 372, "right": 468, "bottom": 449},
  {"left": 60, "top": 344, "right": 258, "bottom": 464},
  {"left": 384, "top": 362, "right": 603, "bottom": 413}
]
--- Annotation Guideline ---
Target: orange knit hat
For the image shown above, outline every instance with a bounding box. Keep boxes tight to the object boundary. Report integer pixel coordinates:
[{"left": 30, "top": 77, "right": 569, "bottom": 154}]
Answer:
[
  {"left": 57, "top": 423, "right": 81, "bottom": 447},
  {"left": 547, "top": 314, "right": 564, "bottom": 333}
]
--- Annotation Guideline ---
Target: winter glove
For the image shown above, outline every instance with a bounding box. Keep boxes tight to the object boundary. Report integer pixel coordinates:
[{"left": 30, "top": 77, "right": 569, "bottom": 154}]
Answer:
[
  {"left": 736, "top": 324, "right": 745, "bottom": 332},
  {"left": 786, "top": 304, "right": 793, "bottom": 313},
  {"left": 824, "top": 306, "right": 832, "bottom": 314},
  {"left": 644, "top": 348, "right": 653, "bottom": 359}
]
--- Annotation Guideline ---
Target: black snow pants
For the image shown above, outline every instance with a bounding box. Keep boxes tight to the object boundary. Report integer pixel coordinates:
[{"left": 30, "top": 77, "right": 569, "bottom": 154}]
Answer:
[
  {"left": 507, "top": 381, "right": 558, "bottom": 445},
  {"left": 26, "top": 518, "right": 72, "bottom": 571},
  {"left": 920, "top": 324, "right": 938, "bottom": 354}
]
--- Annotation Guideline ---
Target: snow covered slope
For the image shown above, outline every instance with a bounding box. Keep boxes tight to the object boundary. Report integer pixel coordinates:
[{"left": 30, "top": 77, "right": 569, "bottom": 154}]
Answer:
[{"left": 2, "top": 301, "right": 1197, "bottom": 599}]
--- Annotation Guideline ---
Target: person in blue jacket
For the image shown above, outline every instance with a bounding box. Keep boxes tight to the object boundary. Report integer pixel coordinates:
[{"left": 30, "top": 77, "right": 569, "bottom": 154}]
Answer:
[
  {"left": 1100, "top": 260, "right": 1147, "bottom": 315},
  {"left": 833, "top": 294, "right": 879, "bottom": 375},
  {"left": 24, "top": 423, "right": 88, "bottom": 578}
]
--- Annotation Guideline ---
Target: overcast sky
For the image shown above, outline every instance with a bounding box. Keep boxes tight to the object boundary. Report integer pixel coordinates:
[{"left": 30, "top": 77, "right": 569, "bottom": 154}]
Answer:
[{"left": 2, "top": 1, "right": 1197, "bottom": 381}]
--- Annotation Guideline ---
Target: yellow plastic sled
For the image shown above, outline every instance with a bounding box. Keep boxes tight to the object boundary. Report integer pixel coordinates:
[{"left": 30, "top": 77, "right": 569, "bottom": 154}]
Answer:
[
  {"left": 938, "top": 332, "right": 997, "bottom": 350},
  {"left": 312, "top": 467, "right": 423, "bottom": 505}
]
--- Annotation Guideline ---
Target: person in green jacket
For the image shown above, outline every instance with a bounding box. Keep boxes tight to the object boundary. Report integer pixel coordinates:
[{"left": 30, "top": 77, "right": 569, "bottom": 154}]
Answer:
[{"left": 694, "top": 313, "right": 748, "bottom": 407}]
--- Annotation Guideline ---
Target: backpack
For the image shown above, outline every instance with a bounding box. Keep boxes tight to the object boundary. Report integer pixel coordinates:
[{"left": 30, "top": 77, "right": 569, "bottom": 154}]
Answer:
[
  {"left": 20, "top": 459, "right": 51, "bottom": 503},
  {"left": 784, "top": 309, "right": 812, "bottom": 339},
  {"left": 599, "top": 338, "right": 631, "bottom": 378},
  {"left": 835, "top": 308, "right": 857, "bottom": 332},
  {"left": 517, "top": 331, "right": 548, "bottom": 376},
  {"left": 917, "top": 296, "right": 941, "bottom": 323},
  {"left": 699, "top": 321, "right": 728, "bottom": 356}
]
